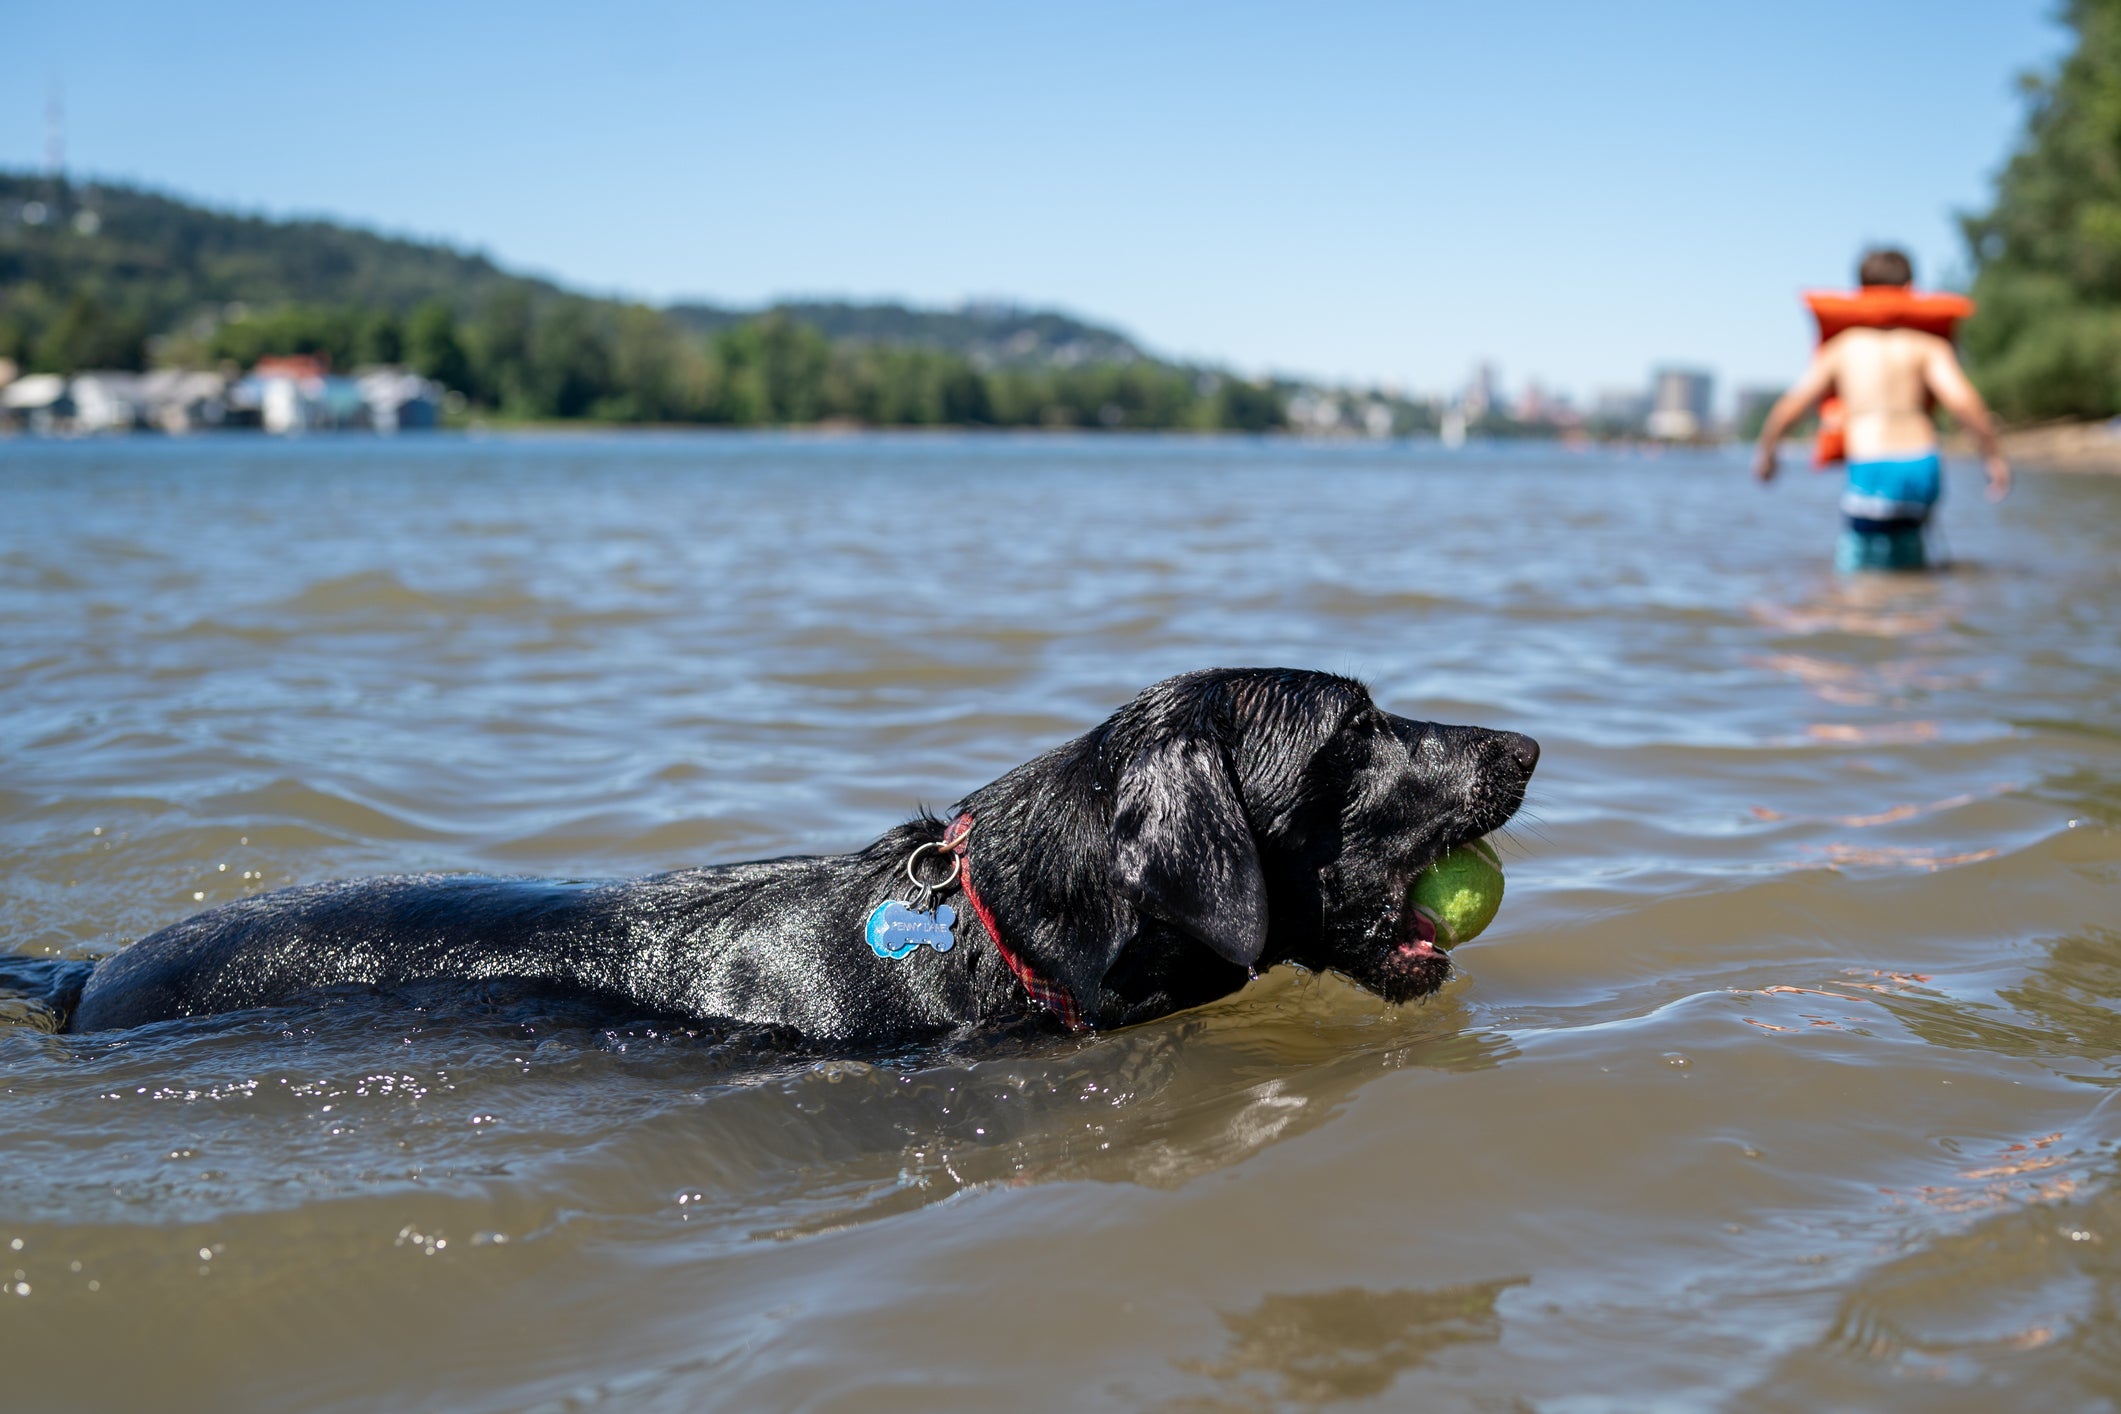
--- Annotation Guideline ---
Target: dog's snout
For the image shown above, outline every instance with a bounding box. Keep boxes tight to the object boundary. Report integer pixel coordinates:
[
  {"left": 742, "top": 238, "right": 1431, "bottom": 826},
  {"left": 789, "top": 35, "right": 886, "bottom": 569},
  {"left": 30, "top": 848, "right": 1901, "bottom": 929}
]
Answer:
[{"left": 1504, "top": 732, "right": 1540, "bottom": 775}]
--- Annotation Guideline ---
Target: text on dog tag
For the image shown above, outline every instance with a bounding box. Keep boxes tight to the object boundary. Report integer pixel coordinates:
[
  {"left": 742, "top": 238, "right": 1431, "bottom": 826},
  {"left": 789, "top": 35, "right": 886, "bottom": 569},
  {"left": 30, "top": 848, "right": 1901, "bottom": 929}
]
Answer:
[{"left": 865, "top": 900, "right": 958, "bottom": 960}]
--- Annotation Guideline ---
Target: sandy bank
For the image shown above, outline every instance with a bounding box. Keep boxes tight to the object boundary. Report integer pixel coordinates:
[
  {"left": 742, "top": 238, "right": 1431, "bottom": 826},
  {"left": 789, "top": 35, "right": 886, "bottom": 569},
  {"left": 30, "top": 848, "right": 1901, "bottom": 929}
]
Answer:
[{"left": 1989, "top": 419, "right": 2121, "bottom": 472}]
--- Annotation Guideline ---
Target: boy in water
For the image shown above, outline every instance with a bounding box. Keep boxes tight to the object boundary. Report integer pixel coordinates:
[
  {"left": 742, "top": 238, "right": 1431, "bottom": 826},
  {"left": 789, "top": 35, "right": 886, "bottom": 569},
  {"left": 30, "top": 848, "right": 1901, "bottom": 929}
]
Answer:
[{"left": 1752, "top": 248, "right": 2011, "bottom": 570}]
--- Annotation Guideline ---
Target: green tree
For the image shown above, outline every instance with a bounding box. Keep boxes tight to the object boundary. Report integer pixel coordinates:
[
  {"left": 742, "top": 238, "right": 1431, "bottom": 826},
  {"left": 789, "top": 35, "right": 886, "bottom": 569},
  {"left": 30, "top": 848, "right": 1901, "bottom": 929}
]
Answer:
[
  {"left": 1962, "top": 0, "right": 2121, "bottom": 419},
  {"left": 1213, "top": 377, "right": 1287, "bottom": 433},
  {"left": 602, "top": 303, "right": 712, "bottom": 421},
  {"left": 404, "top": 301, "right": 472, "bottom": 393},
  {"left": 32, "top": 292, "right": 149, "bottom": 372},
  {"left": 0, "top": 309, "right": 29, "bottom": 366},
  {"left": 207, "top": 304, "right": 358, "bottom": 367},
  {"left": 470, "top": 288, "right": 537, "bottom": 412},
  {"left": 529, "top": 299, "right": 616, "bottom": 418},
  {"left": 710, "top": 314, "right": 831, "bottom": 423},
  {"left": 355, "top": 308, "right": 404, "bottom": 366}
]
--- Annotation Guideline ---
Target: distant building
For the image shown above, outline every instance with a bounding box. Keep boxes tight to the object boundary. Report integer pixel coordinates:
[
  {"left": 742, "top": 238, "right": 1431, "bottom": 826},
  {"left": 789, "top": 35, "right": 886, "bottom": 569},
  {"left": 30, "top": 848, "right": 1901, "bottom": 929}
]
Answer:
[
  {"left": 1513, "top": 380, "right": 1578, "bottom": 428},
  {"left": 356, "top": 367, "right": 442, "bottom": 433},
  {"left": 239, "top": 355, "right": 366, "bottom": 433},
  {"left": 1287, "top": 388, "right": 1401, "bottom": 440},
  {"left": 1, "top": 359, "right": 436, "bottom": 437},
  {"left": 1590, "top": 388, "right": 1651, "bottom": 434},
  {"left": 1286, "top": 389, "right": 1343, "bottom": 434},
  {"left": 140, "top": 369, "right": 230, "bottom": 433},
  {"left": 1646, "top": 366, "right": 1714, "bottom": 441},
  {"left": 1, "top": 372, "right": 71, "bottom": 433},
  {"left": 71, "top": 372, "right": 151, "bottom": 432},
  {"left": 1460, "top": 362, "right": 1499, "bottom": 423},
  {"left": 1733, "top": 386, "right": 1782, "bottom": 440},
  {"left": 1439, "top": 406, "right": 1467, "bottom": 448},
  {"left": 1514, "top": 381, "right": 1547, "bottom": 423},
  {"left": 2, "top": 370, "right": 231, "bottom": 435}
]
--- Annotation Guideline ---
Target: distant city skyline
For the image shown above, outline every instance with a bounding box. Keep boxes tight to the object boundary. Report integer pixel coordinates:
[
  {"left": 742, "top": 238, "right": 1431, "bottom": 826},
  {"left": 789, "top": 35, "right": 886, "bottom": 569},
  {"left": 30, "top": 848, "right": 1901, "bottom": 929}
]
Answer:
[{"left": 1, "top": 0, "right": 2067, "bottom": 402}]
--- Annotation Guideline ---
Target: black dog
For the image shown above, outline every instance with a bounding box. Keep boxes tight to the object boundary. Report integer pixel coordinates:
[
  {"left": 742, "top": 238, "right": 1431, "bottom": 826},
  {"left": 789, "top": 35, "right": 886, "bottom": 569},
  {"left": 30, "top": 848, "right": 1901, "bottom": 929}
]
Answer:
[{"left": 60, "top": 669, "right": 1537, "bottom": 1039}]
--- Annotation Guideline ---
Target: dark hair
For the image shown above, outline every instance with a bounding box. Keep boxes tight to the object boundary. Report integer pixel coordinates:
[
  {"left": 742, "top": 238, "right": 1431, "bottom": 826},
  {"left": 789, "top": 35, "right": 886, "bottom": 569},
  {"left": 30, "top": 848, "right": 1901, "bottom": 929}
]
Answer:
[{"left": 1858, "top": 247, "right": 1914, "bottom": 287}]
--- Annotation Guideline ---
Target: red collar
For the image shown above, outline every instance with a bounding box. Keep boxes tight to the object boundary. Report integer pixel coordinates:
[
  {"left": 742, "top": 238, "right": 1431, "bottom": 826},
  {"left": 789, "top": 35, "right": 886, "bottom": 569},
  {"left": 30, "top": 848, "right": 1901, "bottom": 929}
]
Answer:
[{"left": 943, "top": 814, "right": 1085, "bottom": 1032}]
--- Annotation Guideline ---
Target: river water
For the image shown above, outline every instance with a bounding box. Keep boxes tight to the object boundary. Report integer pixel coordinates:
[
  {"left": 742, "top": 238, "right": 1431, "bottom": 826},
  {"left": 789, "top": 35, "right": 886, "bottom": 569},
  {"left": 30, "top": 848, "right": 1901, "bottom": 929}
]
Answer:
[{"left": 2, "top": 433, "right": 2118, "bottom": 1411}]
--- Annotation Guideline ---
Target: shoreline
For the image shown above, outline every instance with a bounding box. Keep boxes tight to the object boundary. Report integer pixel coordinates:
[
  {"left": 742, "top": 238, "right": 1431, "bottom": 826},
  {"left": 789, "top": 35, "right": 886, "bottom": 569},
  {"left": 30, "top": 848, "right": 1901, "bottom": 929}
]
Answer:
[{"left": 1987, "top": 419, "right": 2121, "bottom": 473}]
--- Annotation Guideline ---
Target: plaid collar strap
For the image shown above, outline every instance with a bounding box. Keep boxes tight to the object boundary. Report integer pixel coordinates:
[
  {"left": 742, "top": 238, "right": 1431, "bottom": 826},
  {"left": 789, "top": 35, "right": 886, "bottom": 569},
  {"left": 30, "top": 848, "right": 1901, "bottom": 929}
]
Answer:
[{"left": 942, "top": 814, "right": 1085, "bottom": 1033}]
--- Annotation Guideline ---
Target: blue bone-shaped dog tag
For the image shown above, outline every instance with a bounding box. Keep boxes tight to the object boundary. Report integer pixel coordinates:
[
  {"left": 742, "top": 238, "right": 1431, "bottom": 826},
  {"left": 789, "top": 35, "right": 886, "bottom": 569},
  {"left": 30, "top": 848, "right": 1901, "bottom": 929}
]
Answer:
[{"left": 865, "top": 900, "right": 958, "bottom": 960}]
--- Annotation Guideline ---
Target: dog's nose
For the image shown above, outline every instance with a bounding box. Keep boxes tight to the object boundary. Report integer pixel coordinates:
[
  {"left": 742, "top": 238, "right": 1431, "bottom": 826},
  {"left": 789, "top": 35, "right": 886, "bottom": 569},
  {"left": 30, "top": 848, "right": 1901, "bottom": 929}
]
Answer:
[{"left": 1504, "top": 732, "right": 1540, "bottom": 775}]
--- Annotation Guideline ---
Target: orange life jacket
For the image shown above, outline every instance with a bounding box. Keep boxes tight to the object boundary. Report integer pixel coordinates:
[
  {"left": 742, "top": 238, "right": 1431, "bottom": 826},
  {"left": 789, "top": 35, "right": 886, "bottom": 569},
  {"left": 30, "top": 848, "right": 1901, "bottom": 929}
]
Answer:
[{"left": 1804, "top": 287, "right": 1975, "bottom": 467}]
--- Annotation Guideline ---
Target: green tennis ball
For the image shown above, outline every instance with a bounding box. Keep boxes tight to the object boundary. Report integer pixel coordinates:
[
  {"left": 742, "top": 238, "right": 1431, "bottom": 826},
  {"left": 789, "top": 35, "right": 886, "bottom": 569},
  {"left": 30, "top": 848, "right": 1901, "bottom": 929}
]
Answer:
[{"left": 1409, "top": 838, "right": 1505, "bottom": 949}]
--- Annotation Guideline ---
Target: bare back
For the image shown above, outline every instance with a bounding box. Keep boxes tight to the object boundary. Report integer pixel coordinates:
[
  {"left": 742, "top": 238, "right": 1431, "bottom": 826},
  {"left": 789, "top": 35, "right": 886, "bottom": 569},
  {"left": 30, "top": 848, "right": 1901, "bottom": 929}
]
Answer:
[
  {"left": 1824, "top": 326, "right": 1948, "bottom": 460},
  {"left": 1753, "top": 285, "right": 2008, "bottom": 502}
]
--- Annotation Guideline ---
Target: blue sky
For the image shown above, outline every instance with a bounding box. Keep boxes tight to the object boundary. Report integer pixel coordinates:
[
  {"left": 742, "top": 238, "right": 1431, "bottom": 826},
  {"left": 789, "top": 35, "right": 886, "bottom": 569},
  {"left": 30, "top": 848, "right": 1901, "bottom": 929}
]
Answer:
[{"left": 0, "top": 1, "right": 2068, "bottom": 403}]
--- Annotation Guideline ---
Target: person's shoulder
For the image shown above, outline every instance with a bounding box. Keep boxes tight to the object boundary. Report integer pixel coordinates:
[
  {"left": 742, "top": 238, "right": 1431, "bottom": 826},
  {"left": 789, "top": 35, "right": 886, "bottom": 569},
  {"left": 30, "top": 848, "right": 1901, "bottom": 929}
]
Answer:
[
  {"left": 1814, "top": 328, "right": 1867, "bottom": 366},
  {"left": 1822, "top": 326, "right": 1949, "bottom": 361},
  {"left": 1819, "top": 326, "right": 1881, "bottom": 353},
  {"left": 1893, "top": 328, "right": 1960, "bottom": 370}
]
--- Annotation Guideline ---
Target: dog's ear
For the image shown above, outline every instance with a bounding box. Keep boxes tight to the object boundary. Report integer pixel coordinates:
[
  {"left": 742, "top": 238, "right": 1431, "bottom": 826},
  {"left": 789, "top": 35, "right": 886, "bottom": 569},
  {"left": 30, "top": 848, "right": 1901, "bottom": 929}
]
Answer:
[{"left": 1111, "top": 734, "right": 1268, "bottom": 968}]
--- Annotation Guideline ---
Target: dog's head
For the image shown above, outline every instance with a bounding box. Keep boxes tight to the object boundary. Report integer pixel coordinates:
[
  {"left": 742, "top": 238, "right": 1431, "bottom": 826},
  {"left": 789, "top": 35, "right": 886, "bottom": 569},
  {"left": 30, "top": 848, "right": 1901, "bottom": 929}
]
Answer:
[{"left": 1099, "top": 668, "right": 1537, "bottom": 1005}]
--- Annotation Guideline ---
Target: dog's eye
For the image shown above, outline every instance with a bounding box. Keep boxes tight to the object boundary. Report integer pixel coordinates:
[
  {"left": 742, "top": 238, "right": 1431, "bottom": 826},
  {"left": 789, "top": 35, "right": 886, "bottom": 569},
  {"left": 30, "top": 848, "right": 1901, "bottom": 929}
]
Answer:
[{"left": 1333, "top": 706, "right": 1388, "bottom": 748}]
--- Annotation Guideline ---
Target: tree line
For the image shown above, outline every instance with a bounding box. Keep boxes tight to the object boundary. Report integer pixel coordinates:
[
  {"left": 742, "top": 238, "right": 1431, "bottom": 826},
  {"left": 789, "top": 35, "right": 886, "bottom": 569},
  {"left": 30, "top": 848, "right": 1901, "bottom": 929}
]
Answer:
[
  {"left": 6, "top": 280, "right": 1285, "bottom": 434},
  {"left": 1962, "top": 0, "right": 2121, "bottom": 421},
  {"left": 0, "top": 174, "right": 1284, "bottom": 431},
  {"left": 177, "top": 295, "right": 1280, "bottom": 429}
]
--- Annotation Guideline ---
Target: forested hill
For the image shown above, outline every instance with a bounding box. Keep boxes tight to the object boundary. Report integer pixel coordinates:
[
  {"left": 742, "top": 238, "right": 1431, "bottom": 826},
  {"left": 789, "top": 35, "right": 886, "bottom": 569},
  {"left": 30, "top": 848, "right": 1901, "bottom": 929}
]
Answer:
[
  {"left": 0, "top": 171, "right": 1179, "bottom": 402},
  {"left": 0, "top": 172, "right": 553, "bottom": 362},
  {"left": 0, "top": 172, "right": 1140, "bottom": 364},
  {"left": 664, "top": 300, "right": 1145, "bottom": 367},
  {"left": 0, "top": 171, "right": 1278, "bottom": 429}
]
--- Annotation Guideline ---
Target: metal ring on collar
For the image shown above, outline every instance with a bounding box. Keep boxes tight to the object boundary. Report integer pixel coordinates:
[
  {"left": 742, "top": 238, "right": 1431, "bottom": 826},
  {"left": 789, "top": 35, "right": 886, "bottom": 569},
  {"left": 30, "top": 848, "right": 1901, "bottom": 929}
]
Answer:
[{"left": 905, "top": 840, "right": 962, "bottom": 892}]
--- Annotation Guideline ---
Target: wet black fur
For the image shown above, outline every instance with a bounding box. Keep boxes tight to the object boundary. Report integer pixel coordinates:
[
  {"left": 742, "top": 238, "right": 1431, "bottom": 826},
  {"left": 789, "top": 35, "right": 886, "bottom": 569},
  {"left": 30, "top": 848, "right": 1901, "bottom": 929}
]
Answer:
[{"left": 58, "top": 669, "right": 1537, "bottom": 1039}]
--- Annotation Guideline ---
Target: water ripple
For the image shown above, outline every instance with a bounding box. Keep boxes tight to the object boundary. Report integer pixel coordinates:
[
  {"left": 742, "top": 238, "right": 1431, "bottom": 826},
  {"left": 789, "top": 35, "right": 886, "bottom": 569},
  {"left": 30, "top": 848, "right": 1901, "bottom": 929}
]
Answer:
[{"left": 1, "top": 435, "right": 2117, "bottom": 1410}]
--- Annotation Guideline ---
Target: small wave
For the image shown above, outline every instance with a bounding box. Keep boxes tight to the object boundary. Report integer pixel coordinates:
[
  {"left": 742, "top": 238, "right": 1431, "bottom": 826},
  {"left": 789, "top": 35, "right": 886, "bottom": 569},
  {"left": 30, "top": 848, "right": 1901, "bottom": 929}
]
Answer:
[
  {"left": 272, "top": 569, "right": 550, "bottom": 623},
  {"left": 199, "top": 777, "right": 451, "bottom": 844}
]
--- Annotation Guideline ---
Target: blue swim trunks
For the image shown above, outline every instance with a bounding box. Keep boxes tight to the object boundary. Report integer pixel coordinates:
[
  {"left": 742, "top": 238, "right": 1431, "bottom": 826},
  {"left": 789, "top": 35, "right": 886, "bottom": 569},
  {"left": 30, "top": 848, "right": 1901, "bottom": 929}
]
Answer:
[{"left": 1837, "top": 452, "right": 1941, "bottom": 572}]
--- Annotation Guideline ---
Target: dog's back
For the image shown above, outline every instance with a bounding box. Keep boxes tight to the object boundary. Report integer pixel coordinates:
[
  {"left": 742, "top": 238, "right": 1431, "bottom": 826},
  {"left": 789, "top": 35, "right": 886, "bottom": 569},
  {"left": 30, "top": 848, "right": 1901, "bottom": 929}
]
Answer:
[
  {"left": 63, "top": 827, "right": 1002, "bottom": 1039},
  {"left": 68, "top": 875, "right": 648, "bottom": 1030}
]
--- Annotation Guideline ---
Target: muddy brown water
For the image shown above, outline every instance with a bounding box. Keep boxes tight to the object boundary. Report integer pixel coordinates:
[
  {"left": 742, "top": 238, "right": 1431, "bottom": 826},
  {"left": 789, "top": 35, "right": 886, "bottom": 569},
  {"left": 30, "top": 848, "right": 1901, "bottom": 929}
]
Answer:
[{"left": 3, "top": 434, "right": 2119, "bottom": 1411}]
